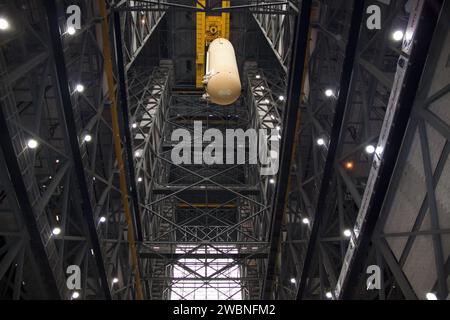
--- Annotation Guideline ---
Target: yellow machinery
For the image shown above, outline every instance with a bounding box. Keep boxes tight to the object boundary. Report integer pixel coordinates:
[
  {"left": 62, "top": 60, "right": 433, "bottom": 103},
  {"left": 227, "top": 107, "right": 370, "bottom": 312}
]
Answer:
[{"left": 196, "top": 0, "right": 230, "bottom": 88}]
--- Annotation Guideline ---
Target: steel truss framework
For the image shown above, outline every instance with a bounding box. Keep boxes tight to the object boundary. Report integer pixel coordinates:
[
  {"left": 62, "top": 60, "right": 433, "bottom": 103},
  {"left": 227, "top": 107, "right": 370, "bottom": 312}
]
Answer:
[
  {"left": 135, "top": 90, "right": 271, "bottom": 299},
  {"left": 1, "top": 0, "right": 449, "bottom": 301},
  {"left": 0, "top": 0, "right": 163, "bottom": 299},
  {"left": 118, "top": 0, "right": 288, "bottom": 300},
  {"left": 346, "top": 0, "right": 450, "bottom": 300},
  {"left": 259, "top": 0, "right": 449, "bottom": 300}
]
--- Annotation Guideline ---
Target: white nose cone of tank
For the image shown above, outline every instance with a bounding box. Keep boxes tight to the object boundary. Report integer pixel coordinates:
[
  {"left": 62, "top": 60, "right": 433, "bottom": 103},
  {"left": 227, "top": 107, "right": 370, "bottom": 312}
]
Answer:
[{"left": 205, "top": 38, "right": 241, "bottom": 106}]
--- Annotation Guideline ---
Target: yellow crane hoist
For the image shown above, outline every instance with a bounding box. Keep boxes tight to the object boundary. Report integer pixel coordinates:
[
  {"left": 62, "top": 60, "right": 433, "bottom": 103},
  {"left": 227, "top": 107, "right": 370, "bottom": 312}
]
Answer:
[{"left": 196, "top": 0, "right": 241, "bottom": 106}]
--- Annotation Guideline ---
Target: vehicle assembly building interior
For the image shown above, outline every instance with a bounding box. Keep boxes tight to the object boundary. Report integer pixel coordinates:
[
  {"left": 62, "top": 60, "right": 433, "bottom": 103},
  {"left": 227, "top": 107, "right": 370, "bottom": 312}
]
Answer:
[{"left": 0, "top": 0, "right": 449, "bottom": 301}]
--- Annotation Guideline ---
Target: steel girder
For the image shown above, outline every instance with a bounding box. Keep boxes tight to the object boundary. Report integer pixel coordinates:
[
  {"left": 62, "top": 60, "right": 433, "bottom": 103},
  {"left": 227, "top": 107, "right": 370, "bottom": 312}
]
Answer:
[
  {"left": 252, "top": 1, "right": 298, "bottom": 72},
  {"left": 113, "top": 10, "right": 143, "bottom": 242},
  {"left": 256, "top": 0, "right": 312, "bottom": 299},
  {"left": 112, "top": 1, "right": 166, "bottom": 71},
  {"left": 295, "top": 0, "right": 365, "bottom": 299},
  {"left": 343, "top": 0, "right": 449, "bottom": 300},
  {"left": 115, "top": 0, "right": 295, "bottom": 14},
  {"left": 44, "top": 0, "right": 112, "bottom": 299},
  {"left": 0, "top": 0, "right": 150, "bottom": 299},
  {"left": 334, "top": 0, "right": 446, "bottom": 299},
  {"left": 252, "top": 0, "right": 428, "bottom": 300}
]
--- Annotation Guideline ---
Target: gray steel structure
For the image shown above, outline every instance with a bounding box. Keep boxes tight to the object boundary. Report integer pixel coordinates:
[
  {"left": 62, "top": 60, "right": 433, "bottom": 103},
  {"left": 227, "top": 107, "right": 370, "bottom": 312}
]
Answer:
[{"left": 0, "top": 0, "right": 449, "bottom": 301}]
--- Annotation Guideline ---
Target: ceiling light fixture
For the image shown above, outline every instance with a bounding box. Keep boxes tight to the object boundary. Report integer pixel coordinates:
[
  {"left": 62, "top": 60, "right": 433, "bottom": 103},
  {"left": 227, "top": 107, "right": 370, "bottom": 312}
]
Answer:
[
  {"left": 392, "top": 30, "right": 404, "bottom": 41},
  {"left": 325, "top": 89, "right": 334, "bottom": 97},
  {"left": 317, "top": 138, "right": 325, "bottom": 146},
  {"left": 0, "top": 18, "right": 10, "bottom": 30},
  {"left": 365, "top": 145, "right": 375, "bottom": 154},
  {"left": 75, "top": 84, "right": 84, "bottom": 92},
  {"left": 27, "top": 139, "right": 39, "bottom": 149},
  {"left": 83, "top": 134, "right": 92, "bottom": 143}
]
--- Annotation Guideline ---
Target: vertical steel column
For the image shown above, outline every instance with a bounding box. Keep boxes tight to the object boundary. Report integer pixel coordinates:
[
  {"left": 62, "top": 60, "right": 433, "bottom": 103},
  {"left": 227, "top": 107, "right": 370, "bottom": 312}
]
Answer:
[
  {"left": 98, "top": 0, "right": 144, "bottom": 300},
  {"left": 113, "top": 10, "right": 143, "bottom": 242},
  {"left": 0, "top": 114, "right": 60, "bottom": 299},
  {"left": 336, "top": 0, "right": 445, "bottom": 299},
  {"left": 261, "top": 0, "right": 312, "bottom": 299},
  {"left": 43, "top": 0, "right": 111, "bottom": 299},
  {"left": 296, "top": 0, "right": 365, "bottom": 299}
]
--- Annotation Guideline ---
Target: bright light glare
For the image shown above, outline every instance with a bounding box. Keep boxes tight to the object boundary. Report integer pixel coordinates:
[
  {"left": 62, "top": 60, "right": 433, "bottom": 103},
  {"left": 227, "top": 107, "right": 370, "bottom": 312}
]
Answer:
[
  {"left": 71, "top": 291, "right": 80, "bottom": 299},
  {"left": 99, "top": 216, "right": 106, "bottom": 223},
  {"left": 112, "top": 278, "right": 119, "bottom": 284},
  {"left": 325, "top": 89, "right": 334, "bottom": 97},
  {"left": 269, "top": 178, "right": 275, "bottom": 184},
  {"left": 326, "top": 291, "right": 333, "bottom": 299},
  {"left": 0, "top": 18, "right": 10, "bottom": 30},
  {"left": 345, "top": 161, "right": 354, "bottom": 170},
  {"left": 75, "top": 84, "right": 84, "bottom": 92},
  {"left": 302, "top": 218, "right": 310, "bottom": 224},
  {"left": 426, "top": 292, "right": 438, "bottom": 300},
  {"left": 317, "top": 138, "right": 325, "bottom": 146},
  {"left": 52, "top": 227, "right": 61, "bottom": 235},
  {"left": 365, "top": 145, "right": 375, "bottom": 154},
  {"left": 290, "top": 278, "right": 296, "bottom": 284},
  {"left": 278, "top": 95, "right": 285, "bottom": 101},
  {"left": 83, "top": 134, "right": 92, "bottom": 142},
  {"left": 343, "top": 229, "right": 352, "bottom": 238},
  {"left": 67, "top": 26, "right": 76, "bottom": 35},
  {"left": 27, "top": 139, "right": 39, "bottom": 149},
  {"left": 392, "top": 30, "right": 404, "bottom": 41}
]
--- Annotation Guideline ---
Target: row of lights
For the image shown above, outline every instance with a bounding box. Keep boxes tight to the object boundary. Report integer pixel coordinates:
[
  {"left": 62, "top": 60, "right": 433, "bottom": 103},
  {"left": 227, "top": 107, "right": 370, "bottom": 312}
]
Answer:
[
  {"left": 288, "top": 282, "right": 438, "bottom": 301},
  {"left": 26, "top": 131, "right": 92, "bottom": 150},
  {"left": 301, "top": 216, "right": 352, "bottom": 238},
  {"left": 289, "top": 278, "right": 334, "bottom": 299},
  {"left": 317, "top": 136, "right": 380, "bottom": 155},
  {"left": 71, "top": 277, "right": 119, "bottom": 299},
  {"left": 317, "top": 137, "right": 382, "bottom": 171},
  {"left": 52, "top": 215, "right": 107, "bottom": 236},
  {"left": 1, "top": 14, "right": 406, "bottom": 42},
  {"left": 1, "top": 13, "right": 150, "bottom": 34}
]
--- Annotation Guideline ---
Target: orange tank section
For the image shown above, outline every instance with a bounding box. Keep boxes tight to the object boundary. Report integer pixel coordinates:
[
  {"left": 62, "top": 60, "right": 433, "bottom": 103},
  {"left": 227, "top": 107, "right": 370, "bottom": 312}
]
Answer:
[{"left": 204, "top": 38, "right": 241, "bottom": 105}]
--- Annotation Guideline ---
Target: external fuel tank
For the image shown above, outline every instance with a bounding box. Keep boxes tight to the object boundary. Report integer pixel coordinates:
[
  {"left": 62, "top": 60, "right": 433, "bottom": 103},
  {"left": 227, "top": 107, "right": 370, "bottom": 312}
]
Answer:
[{"left": 203, "top": 38, "right": 241, "bottom": 105}]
